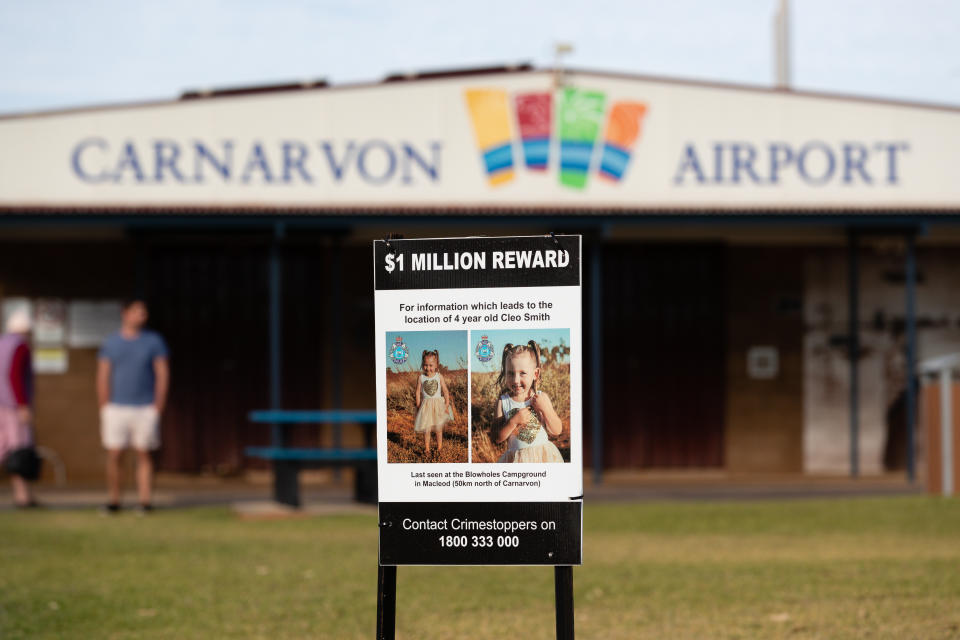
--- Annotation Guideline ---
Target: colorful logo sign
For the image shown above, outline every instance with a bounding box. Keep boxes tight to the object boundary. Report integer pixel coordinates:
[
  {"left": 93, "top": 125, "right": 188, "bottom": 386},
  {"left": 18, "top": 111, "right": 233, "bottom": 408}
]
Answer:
[
  {"left": 389, "top": 336, "right": 409, "bottom": 365},
  {"left": 475, "top": 335, "right": 495, "bottom": 363},
  {"left": 464, "top": 87, "right": 647, "bottom": 190}
]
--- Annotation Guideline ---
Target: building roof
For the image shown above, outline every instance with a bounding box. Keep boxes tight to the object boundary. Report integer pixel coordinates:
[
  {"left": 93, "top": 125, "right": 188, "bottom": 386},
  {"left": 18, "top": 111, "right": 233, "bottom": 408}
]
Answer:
[{"left": 2, "top": 66, "right": 959, "bottom": 215}]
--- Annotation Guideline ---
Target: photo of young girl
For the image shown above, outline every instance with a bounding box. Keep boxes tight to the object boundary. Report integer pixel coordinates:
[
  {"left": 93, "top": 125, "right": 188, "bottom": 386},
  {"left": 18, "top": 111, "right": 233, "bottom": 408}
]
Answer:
[
  {"left": 414, "top": 349, "right": 454, "bottom": 453},
  {"left": 471, "top": 329, "right": 571, "bottom": 463},
  {"left": 385, "top": 331, "right": 468, "bottom": 463}
]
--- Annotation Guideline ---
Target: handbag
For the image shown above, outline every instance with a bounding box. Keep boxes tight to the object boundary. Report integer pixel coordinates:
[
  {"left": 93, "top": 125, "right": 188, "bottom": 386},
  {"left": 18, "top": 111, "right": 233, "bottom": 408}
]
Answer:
[{"left": 3, "top": 447, "right": 42, "bottom": 481}]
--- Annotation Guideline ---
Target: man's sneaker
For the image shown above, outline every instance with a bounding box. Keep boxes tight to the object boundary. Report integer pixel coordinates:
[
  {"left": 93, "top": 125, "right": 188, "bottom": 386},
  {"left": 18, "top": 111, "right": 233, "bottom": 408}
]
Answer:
[
  {"left": 135, "top": 503, "right": 154, "bottom": 516},
  {"left": 99, "top": 503, "right": 121, "bottom": 516}
]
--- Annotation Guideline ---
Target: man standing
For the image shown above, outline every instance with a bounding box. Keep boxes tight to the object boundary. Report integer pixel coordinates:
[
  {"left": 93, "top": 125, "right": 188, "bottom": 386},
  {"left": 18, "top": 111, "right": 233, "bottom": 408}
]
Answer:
[{"left": 97, "top": 299, "right": 169, "bottom": 514}]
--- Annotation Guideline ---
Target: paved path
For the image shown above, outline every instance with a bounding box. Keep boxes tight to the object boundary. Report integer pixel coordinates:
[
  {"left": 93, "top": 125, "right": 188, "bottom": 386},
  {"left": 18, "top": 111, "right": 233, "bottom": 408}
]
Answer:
[{"left": 0, "top": 472, "right": 922, "bottom": 512}]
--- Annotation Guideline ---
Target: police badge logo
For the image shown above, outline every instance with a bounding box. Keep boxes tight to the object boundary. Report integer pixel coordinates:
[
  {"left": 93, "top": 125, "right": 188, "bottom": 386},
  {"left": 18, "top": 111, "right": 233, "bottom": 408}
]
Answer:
[
  {"left": 389, "top": 336, "right": 409, "bottom": 365},
  {"left": 475, "top": 335, "right": 495, "bottom": 363}
]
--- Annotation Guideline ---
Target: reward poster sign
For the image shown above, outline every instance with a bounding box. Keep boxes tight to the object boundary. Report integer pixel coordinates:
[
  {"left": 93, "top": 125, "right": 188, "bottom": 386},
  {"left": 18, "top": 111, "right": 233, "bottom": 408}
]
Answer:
[{"left": 374, "top": 235, "right": 582, "bottom": 565}]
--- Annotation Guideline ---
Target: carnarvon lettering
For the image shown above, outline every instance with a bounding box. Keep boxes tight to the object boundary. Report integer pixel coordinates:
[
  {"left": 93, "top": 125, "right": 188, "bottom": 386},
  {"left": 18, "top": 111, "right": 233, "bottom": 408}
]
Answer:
[{"left": 69, "top": 139, "right": 444, "bottom": 185}]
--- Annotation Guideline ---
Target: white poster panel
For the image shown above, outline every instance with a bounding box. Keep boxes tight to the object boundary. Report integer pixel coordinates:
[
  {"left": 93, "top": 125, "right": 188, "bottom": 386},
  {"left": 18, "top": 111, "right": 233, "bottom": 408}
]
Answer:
[
  {"left": 34, "top": 298, "right": 67, "bottom": 344},
  {"left": 33, "top": 347, "right": 68, "bottom": 374}
]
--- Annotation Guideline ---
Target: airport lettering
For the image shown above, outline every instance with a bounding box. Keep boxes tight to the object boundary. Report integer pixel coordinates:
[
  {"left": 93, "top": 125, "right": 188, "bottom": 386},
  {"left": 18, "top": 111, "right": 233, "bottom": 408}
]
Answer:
[
  {"left": 71, "top": 138, "right": 442, "bottom": 185},
  {"left": 673, "top": 141, "right": 909, "bottom": 186}
]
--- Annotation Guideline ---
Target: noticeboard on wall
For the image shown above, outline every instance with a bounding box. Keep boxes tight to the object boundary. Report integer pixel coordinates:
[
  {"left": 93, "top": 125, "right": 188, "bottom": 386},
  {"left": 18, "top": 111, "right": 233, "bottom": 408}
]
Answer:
[
  {"left": 67, "top": 300, "right": 122, "bottom": 348},
  {"left": 374, "top": 235, "right": 582, "bottom": 566}
]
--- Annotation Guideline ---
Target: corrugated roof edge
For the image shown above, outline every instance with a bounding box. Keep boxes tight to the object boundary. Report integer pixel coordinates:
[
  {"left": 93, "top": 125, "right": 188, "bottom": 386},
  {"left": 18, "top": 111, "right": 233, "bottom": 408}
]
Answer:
[
  {"left": 1, "top": 64, "right": 959, "bottom": 121},
  {"left": 0, "top": 63, "right": 538, "bottom": 120},
  {"left": 179, "top": 79, "right": 329, "bottom": 100}
]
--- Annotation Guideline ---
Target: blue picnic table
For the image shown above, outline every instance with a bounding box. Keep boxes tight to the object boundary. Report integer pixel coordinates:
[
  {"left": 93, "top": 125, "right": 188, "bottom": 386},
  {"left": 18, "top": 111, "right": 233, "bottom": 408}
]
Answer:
[{"left": 244, "top": 410, "right": 377, "bottom": 507}]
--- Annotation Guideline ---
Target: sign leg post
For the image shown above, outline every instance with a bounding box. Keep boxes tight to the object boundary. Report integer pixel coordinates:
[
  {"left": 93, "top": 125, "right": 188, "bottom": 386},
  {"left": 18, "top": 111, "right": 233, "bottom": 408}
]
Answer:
[
  {"left": 376, "top": 565, "right": 397, "bottom": 640},
  {"left": 554, "top": 565, "right": 575, "bottom": 639}
]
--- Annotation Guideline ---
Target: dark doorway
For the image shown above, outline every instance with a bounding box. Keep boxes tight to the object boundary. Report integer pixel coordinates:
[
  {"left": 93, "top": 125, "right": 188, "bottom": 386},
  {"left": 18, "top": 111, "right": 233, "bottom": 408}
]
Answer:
[
  {"left": 145, "top": 235, "right": 272, "bottom": 473},
  {"left": 601, "top": 244, "right": 726, "bottom": 468},
  {"left": 142, "top": 232, "right": 370, "bottom": 474}
]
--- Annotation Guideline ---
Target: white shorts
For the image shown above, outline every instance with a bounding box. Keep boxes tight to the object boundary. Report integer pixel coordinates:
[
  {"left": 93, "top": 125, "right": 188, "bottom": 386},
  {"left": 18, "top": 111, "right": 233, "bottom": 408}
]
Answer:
[{"left": 100, "top": 403, "right": 160, "bottom": 451}]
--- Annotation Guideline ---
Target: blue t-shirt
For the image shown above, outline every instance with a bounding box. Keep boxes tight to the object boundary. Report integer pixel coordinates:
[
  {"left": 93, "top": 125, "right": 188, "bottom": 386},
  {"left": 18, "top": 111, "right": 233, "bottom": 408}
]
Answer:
[{"left": 99, "top": 330, "right": 169, "bottom": 406}]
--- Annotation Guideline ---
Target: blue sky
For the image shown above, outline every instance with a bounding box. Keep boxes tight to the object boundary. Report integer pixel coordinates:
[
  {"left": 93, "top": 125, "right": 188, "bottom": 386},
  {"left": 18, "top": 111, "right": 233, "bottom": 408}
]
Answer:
[
  {"left": 385, "top": 330, "right": 467, "bottom": 373},
  {"left": 1, "top": 1, "right": 959, "bottom": 115},
  {"left": 472, "top": 329, "right": 570, "bottom": 373}
]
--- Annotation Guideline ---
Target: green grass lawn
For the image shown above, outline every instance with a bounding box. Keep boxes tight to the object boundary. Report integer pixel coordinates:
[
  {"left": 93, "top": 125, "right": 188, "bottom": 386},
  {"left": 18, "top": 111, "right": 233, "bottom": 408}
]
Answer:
[{"left": 1, "top": 496, "right": 959, "bottom": 639}]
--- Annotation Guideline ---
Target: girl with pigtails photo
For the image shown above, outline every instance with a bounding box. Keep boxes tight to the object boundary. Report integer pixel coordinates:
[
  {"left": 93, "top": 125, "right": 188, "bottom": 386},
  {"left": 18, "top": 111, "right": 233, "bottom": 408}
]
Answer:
[
  {"left": 471, "top": 329, "right": 571, "bottom": 463},
  {"left": 493, "top": 340, "right": 565, "bottom": 463}
]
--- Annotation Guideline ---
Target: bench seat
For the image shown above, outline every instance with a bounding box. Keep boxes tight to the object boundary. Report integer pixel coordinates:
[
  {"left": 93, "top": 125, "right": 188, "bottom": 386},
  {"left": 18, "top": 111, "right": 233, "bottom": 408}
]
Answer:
[
  {"left": 244, "top": 447, "right": 376, "bottom": 462},
  {"left": 245, "top": 445, "right": 377, "bottom": 506},
  {"left": 245, "top": 408, "right": 378, "bottom": 508}
]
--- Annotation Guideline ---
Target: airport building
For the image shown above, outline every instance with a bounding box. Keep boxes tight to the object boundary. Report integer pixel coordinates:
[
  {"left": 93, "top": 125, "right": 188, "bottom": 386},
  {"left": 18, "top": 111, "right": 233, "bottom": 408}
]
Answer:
[{"left": 1, "top": 66, "right": 958, "bottom": 484}]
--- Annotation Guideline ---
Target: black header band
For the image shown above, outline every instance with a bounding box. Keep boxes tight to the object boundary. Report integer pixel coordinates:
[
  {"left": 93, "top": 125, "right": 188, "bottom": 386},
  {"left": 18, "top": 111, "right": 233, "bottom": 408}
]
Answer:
[{"left": 374, "top": 235, "right": 581, "bottom": 291}]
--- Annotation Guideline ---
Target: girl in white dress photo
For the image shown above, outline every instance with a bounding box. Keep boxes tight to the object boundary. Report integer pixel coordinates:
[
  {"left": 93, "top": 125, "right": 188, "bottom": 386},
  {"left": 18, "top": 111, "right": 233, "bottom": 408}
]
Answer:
[{"left": 414, "top": 349, "right": 454, "bottom": 454}]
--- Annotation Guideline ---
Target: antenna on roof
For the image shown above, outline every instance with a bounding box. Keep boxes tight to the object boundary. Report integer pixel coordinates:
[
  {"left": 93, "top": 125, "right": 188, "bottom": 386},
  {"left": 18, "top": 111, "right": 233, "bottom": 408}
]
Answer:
[
  {"left": 773, "top": 0, "right": 791, "bottom": 89},
  {"left": 554, "top": 42, "right": 574, "bottom": 89}
]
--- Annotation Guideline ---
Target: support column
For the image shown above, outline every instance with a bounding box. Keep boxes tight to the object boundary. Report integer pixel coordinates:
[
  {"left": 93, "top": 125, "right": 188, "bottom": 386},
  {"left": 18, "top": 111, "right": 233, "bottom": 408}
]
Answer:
[
  {"left": 332, "top": 236, "right": 344, "bottom": 447},
  {"left": 939, "top": 368, "right": 954, "bottom": 496},
  {"left": 590, "top": 236, "right": 604, "bottom": 486},
  {"left": 269, "top": 222, "right": 285, "bottom": 448},
  {"left": 134, "top": 231, "right": 147, "bottom": 300},
  {"left": 847, "top": 229, "right": 860, "bottom": 477},
  {"left": 905, "top": 231, "right": 918, "bottom": 483},
  {"left": 331, "top": 235, "right": 344, "bottom": 478},
  {"left": 376, "top": 565, "right": 397, "bottom": 640},
  {"left": 554, "top": 565, "right": 575, "bottom": 639}
]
